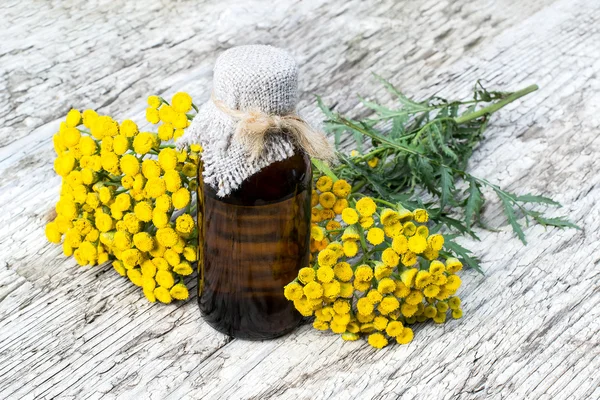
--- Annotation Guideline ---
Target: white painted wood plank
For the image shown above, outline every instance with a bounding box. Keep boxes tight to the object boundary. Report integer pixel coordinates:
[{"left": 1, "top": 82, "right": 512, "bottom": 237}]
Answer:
[{"left": 1, "top": 0, "right": 597, "bottom": 399}]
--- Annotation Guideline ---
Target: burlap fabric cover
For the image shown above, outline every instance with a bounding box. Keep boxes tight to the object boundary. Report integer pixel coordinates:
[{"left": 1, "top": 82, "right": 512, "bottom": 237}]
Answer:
[{"left": 179, "top": 45, "right": 302, "bottom": 197}]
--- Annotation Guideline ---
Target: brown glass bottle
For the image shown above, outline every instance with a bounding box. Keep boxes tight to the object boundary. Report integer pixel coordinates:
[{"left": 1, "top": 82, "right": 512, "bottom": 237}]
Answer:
[{"left": 196, "top": 151, "right": 311, "bottom": 340}]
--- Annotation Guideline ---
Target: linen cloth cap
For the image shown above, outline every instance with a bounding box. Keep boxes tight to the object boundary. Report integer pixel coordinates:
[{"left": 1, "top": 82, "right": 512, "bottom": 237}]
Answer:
[{"left": 179, "top": 45, "right": 300, "bottom": 197}]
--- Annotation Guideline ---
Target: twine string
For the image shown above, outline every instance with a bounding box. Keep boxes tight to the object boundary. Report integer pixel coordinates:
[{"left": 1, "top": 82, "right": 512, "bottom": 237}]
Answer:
[{"left": 211, "top": 93, "right": 335, "bottom": 162}]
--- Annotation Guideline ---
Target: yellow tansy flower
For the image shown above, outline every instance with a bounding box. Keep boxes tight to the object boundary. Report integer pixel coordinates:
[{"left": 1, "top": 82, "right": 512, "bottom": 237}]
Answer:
[
  {"left": 354, "top": 265, "right": 373, "bottom": 281},
  {"left": 366, "top": 227, "right": 385, "bottom": 245},
  {"left": 332, "top": 179, "right": 351, "bottom": 198},
  {"left": 429, "top": 260, "right": 446, "bottom": 274},
  {"left": 341, "top": 208, "right": 359, "bottom": 225},
  {"left": 317, "top": 265, "right": 334, "bottom": 283},
  {"left": 113, "top": 260, "right": 126, "bottom": 276},
  {"left": 333, "top": 299, "right": 351, "bottom": 315},
  {"left": 401, "top": 251, "right": 417, "bottom": 266},
  {"left": 333, "top": 262, "right": 353, "bottom": 282},
  {"left": 355, "top": 197, "right": 376, "bottom": 217},
  {"left": 284, "top": 282, "right": 304, "bottom": 301},
  {"left": 377, "top": 278, "right": 396, "bottom": 294},
  {"left": 145, "top": 177, "right": 167, "bottom": 199},
  {"left": 423, "top": 285, "right": 440, "bottom": 298},
  {"left": 176, "top": 214, "right": 195, "bottom": 235},
  {"left": 341, "top": 226, "right": 360, "bottom": 241},
  {"left": 414, "top": 208, "right": 429, "bottom": 223},
  {"left": 172, "top": 188, "right": 191, "bottom": 209},
  {"left": 170, "top": 283, "right": 189, "bottom": 300},
  {"left": 401, "top": 268, "right": 418, "bottom": 288},
  {"left": 428, "top": 234, "right": 445, "bottom": 251},
  {"left": 317, "top": 248, "right": 338, "bottom": 268},
  {"left": 403, "top": 221, "right": 417, "bottom": 236},
  {"left": 446, "top": 257, "right": 463, "bottom": 273},
  {"left": 113, "top": 135, "right": 130, "bottom": 155},
  {"left": 381, "top": 248, "right": 400, "bottom": 267},
  {"left": 182, "top": 246, "right": 197, "bottom": 262},
  {"left": 156, "top": 270, "right": 175, "bottom": 289},
  {"left": 298, "top": 267, "right": 316, "bottom": 284},
  {"left": 315, "top": 176, "right": 333, "bottom": 192},
  {"left": 380, "top": 208, "right": 400, "bottom": 226},
  {"left": 303, "top": 281, "right": 323, "bottom": 300},
  {"left": 396, "top": 327, "right": 414, "bottom": 344},
  {"left": 45, "top": 222, "right": 62, "bottom": 244},
  {"left": 367, "top": 332, "right": 387, "bottom": 349},
  {"left": 311, "top": 225, "right": 325, "bottom": 241},
  {"left": 359, "top": 216, "right": 374, "bottom": 229},
  {"left": 318, "top": 192, "right": 336, "bottom": 209},
  {"left": 154, "top": 286, "right": 172, "bottom": 304},
  {"left": 322, "top": 280, "right": 341, "bottom": 298},
  {"left": 357, "top": 297, "right": 374, "bottom": 315}
]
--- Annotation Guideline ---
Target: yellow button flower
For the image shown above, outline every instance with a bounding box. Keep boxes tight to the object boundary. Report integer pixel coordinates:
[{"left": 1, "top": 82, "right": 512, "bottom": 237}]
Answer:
[
  {"left": 427, "top": 234, "right": 445, "bottom": 251},
  {"left": 315, "top": 176, "right": 333, "bottom": 192},
  {"left": 333, "top": 262, "right": 353, "bottom": 282},
  {"left": 45, "top": 222, "right": 62, "bottom": 244},
  {"left": 172, "top": 92, "right": 193, "bottom": 113},
  {"left": 332, "top": 179, "right": 351, "bottom": 198},
  {"left": 381, "top": 248, "right": 399, "bottom": 267},
  {"left": 133, "top": 232, "right": 155, "bottom": 252},
  {"left": 133, "top": 132, "right": 157, "bottom": 154},
  {"left": 284, "top": 282, "right": 304, "bottom": 301},
  {"left": 146, "top": 107, "right": 160, "bottom": 124},
  {"left": 127, "top": 268, "right": 143, "bottom": 286},
  {"left": 172, "top": 188, "right": 191, "bottom": 209},
  {"left": 357, "top": 297, "right": 374, "bottom": 315},
  {"left": 175, "top": 214, "right": 195, "bottom": 235},
  {"left": 156, "top": 270, "right": 175, "bottom": 289},
  {"left": 156, "top": 227, "right": 179, "bottom": 248},
  {"left": 318, "top": 192, "right": 336, "bottom": 209},
  {"left": 341, "top": 208, "right": 359, "bottom": 225},
  {"left": 303, "top": 281, "right": 323, "bottom": 300},
  {"left": 120, "top": 119, "right": 139, "bottom": 137},
  {"left": 366, "top": 227, "right": 385, "bottom": 245},
  {"left": 414, "top": 208, "right": 429, "bottom": 223},
  {"left": 355, "top": 197, "right": 376, "bottom": 217},
  {"left": 82, "top": 109, "right": 98, "bottom": 129},
  {"left": 367, "top": 332, "right": 388, "bottom": 349},
  {"left": 158, "top": 148, "right": 179, "bottom": 171},
  {"left": 396, "top": 327, "right": 414, "bottom": 344},
  {"left": 445, "top": 257, "right": 463, "bottom": 273},
  {"left": 158, "top": 123, "right": 174, "bottom": 141},
  {"left": 133, "top": 201, "right": 153, "bottom": 222},
  {"left": 154, "top": 286, "right": 172, "bottom": 304},
  {"left": 377, "top": 278, "right": 396, "bottom": 294},
  {"left": 164, "top": 170, "right": 182, "bottom": 193},
  {"left": 354, "top": 265, "right": 373, "bottom": 281},
  {"left": 170, "top": 283, "right": 189, "bottom": 300}
]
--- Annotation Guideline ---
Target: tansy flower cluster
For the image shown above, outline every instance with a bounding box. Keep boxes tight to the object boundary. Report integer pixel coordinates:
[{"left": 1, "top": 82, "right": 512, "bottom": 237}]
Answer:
[
  {"left": 284, "top": 175, "right": 464, "bottom": 349},
  {"left": 46, "top": 92, "right": 202, "bottom": 304}
]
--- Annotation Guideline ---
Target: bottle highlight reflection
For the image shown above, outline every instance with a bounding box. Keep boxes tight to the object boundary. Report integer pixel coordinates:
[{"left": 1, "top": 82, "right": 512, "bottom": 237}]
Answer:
[{"left": 197, "top": 152, "right": 311, "bottom": 339}]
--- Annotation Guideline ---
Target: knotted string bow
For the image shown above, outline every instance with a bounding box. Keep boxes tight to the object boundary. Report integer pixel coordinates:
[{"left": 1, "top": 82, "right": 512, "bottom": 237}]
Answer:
[{"left": 211, "top": 93, "right": 335, "bottom": 162}]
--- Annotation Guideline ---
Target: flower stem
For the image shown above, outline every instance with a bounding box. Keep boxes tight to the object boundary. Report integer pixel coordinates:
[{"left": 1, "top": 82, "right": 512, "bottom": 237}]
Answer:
[{"left": 454, "top": 84, "right": 538, "bottom": 124}]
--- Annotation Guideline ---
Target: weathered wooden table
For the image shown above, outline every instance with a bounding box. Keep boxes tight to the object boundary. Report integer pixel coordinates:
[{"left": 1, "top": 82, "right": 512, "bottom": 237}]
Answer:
[{"left": 1, "top": 0, "right": 598, "bottom": 399}]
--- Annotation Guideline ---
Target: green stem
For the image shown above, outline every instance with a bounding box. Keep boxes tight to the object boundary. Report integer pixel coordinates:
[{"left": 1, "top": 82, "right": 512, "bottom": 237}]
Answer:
[
  {"left": 454, "top": 84, "right": 538, "bottom": 124},
  {"left": 372, "top": 198, "right": 396, "bottom": 208}
]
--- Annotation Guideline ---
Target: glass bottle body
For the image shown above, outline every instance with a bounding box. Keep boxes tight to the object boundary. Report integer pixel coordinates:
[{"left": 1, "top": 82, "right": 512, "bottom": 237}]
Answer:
[{"left": 197, "top": 152, "right": 311, "bottom": 339}]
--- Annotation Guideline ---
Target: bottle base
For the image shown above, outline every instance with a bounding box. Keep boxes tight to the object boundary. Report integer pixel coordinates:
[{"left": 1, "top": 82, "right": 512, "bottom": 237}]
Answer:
[{"left": 199, "top": 308, "right": 303, "bottom": 340}]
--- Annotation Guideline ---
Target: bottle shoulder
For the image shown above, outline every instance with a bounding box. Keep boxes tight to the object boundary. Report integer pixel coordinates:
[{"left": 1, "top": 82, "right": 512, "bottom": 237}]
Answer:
[{"left": 204, "top": 151, "right": 311, "bottom": 206}]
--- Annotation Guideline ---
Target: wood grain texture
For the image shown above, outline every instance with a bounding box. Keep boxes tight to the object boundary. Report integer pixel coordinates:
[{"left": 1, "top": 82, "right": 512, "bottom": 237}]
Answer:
[{"left": 1, "top": 0, "right": 599, "bottom": 399}]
